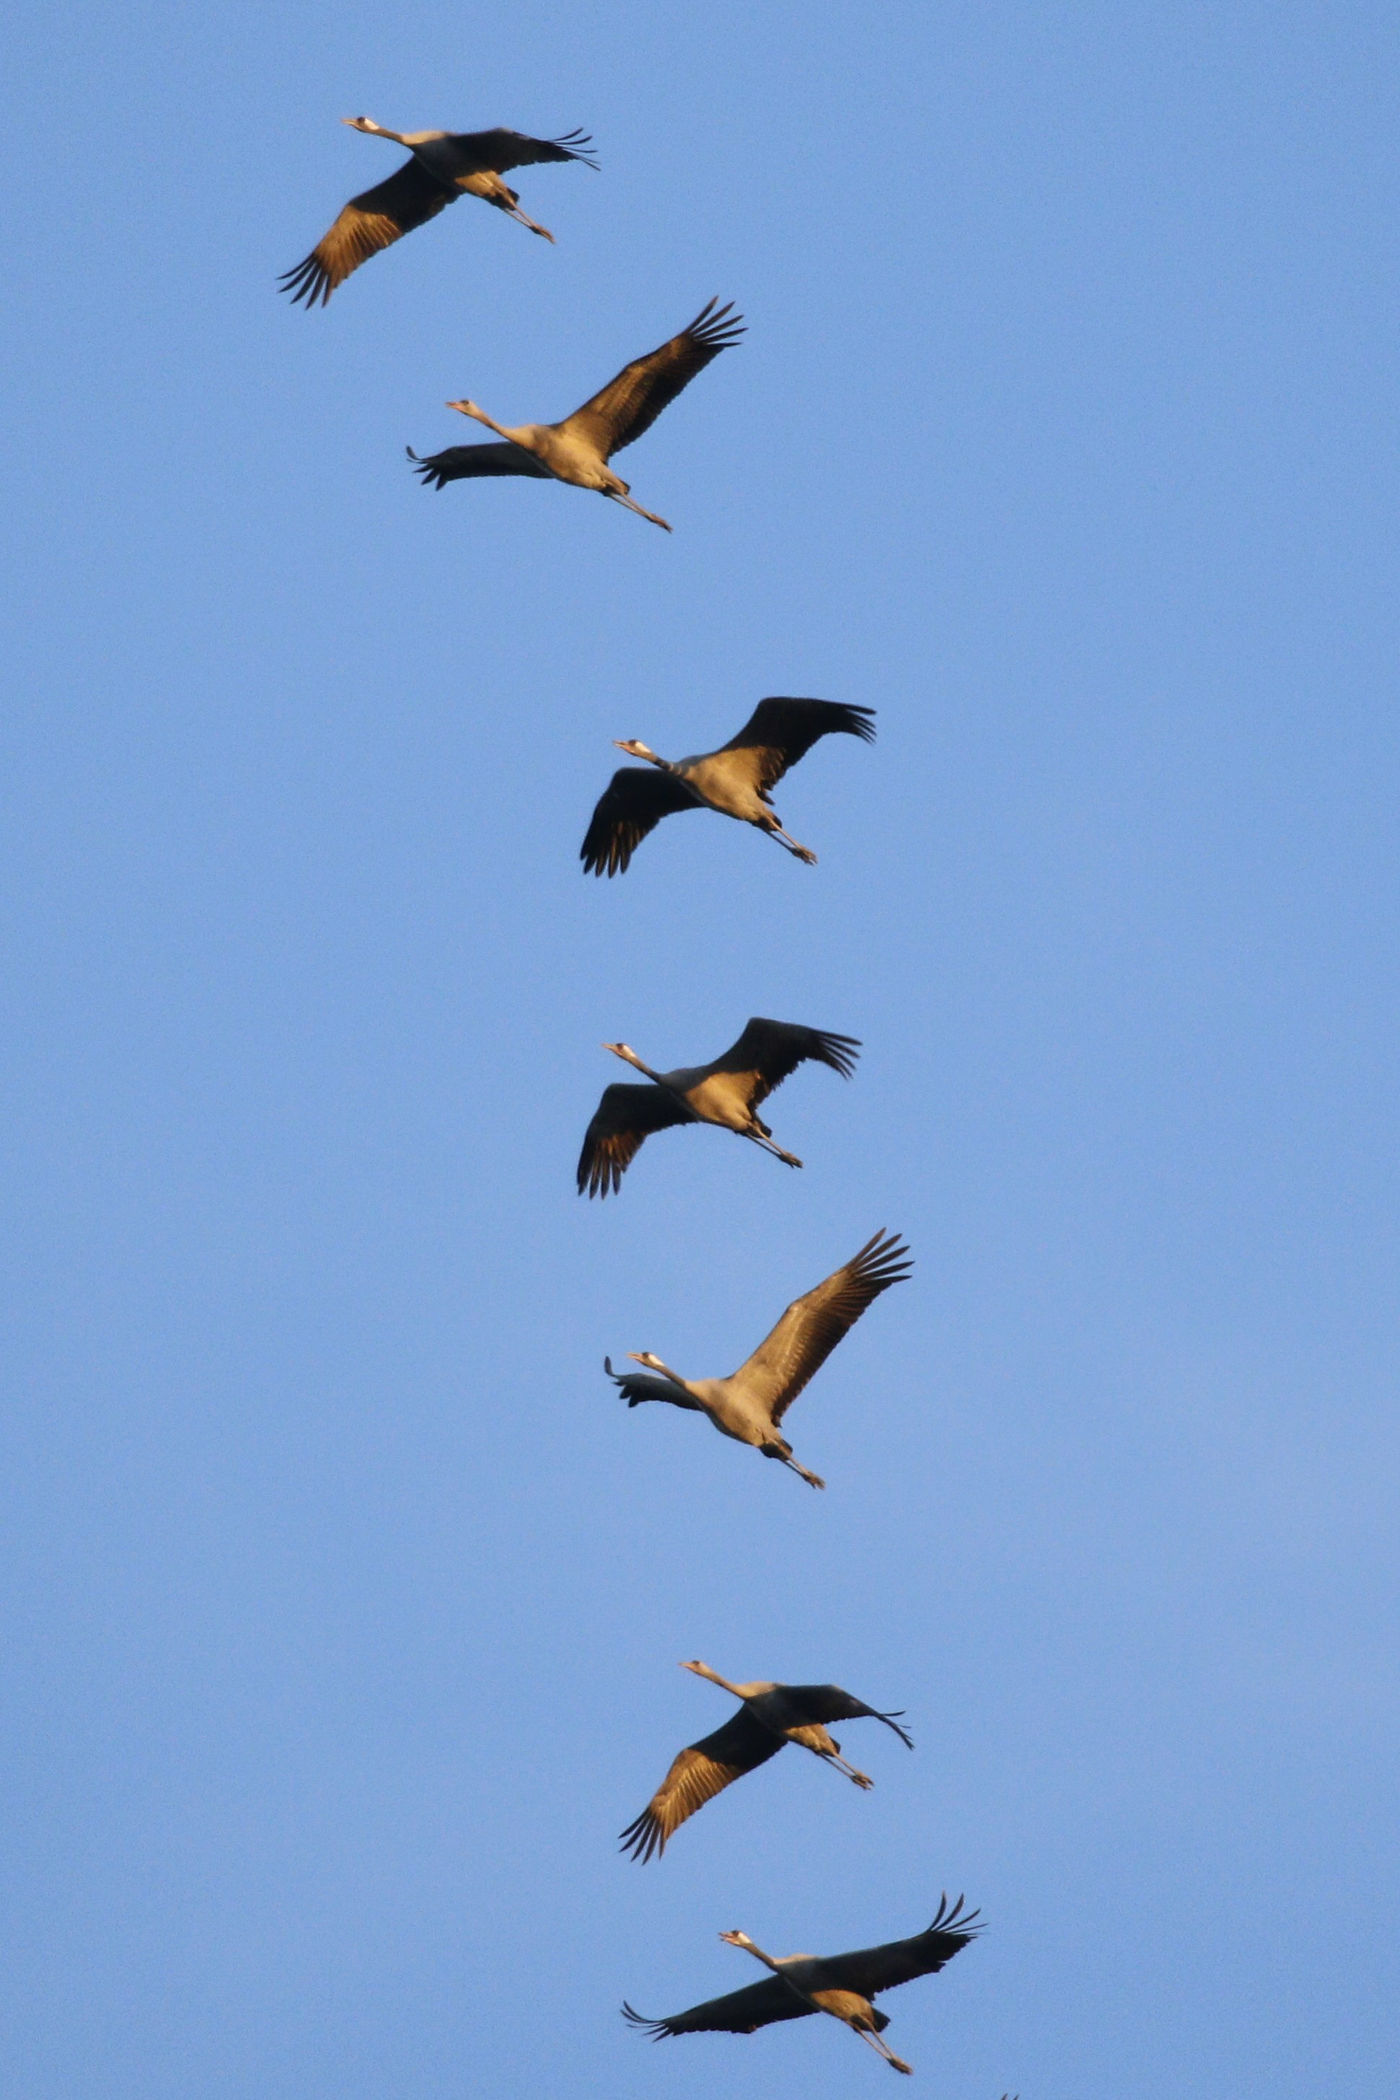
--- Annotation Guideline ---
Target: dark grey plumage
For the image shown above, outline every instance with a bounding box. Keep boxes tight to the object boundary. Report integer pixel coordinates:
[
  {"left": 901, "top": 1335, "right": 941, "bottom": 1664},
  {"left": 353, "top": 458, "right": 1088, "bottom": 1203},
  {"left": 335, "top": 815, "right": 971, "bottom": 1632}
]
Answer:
[
  {"left": 578, "top": 1017, "right": 859, "bottom": 1197},
  {"left": 620, "top": 1660, "right": 914, "bottom": 1861},
  {"left": 581, "top": 697, "right": 876, "bottom": 875},
  {"left": 280, "top": 120, "right": 596, "bottom": 306},
  {"left": 623, "top": 1896, "right": 982, "bottom": 2076}
]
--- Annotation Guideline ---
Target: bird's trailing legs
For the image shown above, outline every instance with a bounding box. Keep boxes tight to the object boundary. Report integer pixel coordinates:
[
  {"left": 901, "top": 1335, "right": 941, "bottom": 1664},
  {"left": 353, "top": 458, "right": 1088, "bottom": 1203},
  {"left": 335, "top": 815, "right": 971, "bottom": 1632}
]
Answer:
[
  {"left": 743, "top": 1129, "right": 803, "bottom": 1169},
  {"left": 820, "top": 1748, "right": 875, "bottom": 1789},
  {"left": 765, "top": 820, "right": 818, "bottom": 865},
  {"left": 502, "top": 200, "right": 555, "bottom": 241},
  {"left": 765, "top": 1446, "right": 826, "bottom": 1490},
  {"left": 855, "top": 2027, "right": 913, "bottom": 2075},
  {"left": 607, "top": 490, "right": 672, "bottom": 532}
]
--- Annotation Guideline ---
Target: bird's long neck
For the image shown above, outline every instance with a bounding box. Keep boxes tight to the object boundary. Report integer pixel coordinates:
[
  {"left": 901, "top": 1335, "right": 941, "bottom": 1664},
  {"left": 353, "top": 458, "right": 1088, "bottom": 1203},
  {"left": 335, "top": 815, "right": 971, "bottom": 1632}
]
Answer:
[
  {"left": 689, "top": 1661, "right": 746, "bottom": 1697},
  {"left": 610, "top": 1046, "right": 665, "bottom": 1085},
  {"left": 736, "top": 1939, "right": 781, "bottom": 1975},
  {"left": 647, "top": 1359, "right": 693, "bottom": 1395}
]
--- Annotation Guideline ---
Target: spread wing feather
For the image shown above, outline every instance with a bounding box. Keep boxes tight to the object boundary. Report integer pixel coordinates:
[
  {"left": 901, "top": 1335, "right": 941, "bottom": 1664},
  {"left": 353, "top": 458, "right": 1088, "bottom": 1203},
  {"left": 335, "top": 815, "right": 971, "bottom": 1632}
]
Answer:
[
  {"left": 406, "top": 443, "right": 550, "bottom": 488},
  {"left": 560, "top": 298, "right": 746, "bottom": 458},
  {"left": 619, "top": 1709, "right": 783, "bottom": 1861},
  {"left": 577, "top": 1083, "right": 695, "bottom": 1198},
  {"left": 716, "top": 1018, "right": 861, "bottom": 1113},
  {"left": 280, "top": 160, "right": 454, "bottom": 306},
  {"left": 443, "top": 125, "right": 599, "bottom": 174},
  {"left": 580, "top": 767, "right": 702, "bottom": 876},
  {"left": 782, "top": 1683, "right": 915, "bottom": 1748},
  {"left": 737, "top": 1229, "right": 911, "bottom": 1421},
  {"left": 622, "top": 1977, "right": 812, "bottom": 2038},
  {"left": 820, "top": 1895, "right": 983, "bottom": 2000},
  {"left": 719, "top": 697, "right": 877, "bottom": 795}
]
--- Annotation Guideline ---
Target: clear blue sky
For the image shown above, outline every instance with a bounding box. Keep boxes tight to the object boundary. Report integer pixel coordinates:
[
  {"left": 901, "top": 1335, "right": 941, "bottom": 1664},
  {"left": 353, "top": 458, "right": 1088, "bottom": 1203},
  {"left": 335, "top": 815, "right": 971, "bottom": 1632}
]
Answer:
[{"left": 3, "top": 3, "right": 1397, "bottom": 2094}]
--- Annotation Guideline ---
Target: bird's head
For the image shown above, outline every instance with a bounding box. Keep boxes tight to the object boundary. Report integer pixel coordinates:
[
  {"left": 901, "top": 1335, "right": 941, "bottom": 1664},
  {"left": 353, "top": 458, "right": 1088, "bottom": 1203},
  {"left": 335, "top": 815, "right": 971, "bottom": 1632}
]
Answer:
[
  {"left": 603, "top": 1042, "right": 644, "bottom": 1071},
  {"left": 613, "top": 739, "right": 663, "bottom": 766},
  {"left": 719, "top": 1931, "right": 756, "bottom": 1951},
  {"left": 628, "top": 1351, "right": 666, "bottom": 1373},
  {"left": 342, "top": 115, "right": 382, "bottom": 133},
  {"left": 680, "top": 1659, "right": 712, "bottom": 1677},
  {"left": 446, "top": 400, "right": 487, "bottom": 423}
]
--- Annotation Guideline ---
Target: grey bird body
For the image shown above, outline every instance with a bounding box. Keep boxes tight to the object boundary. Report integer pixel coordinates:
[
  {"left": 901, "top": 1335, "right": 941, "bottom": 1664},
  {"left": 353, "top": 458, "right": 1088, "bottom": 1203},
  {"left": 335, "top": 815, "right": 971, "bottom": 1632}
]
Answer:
[
  {"left": 280, "top": 119, "right": 597, "bottom": 305},
  {"left": 409, "top": 298, "right": 745, "bottom": 529},
  {"left": 606, "top": 1227, "right": 911, "bottom": 1487},
  {"left": 581, "top": 697, "right": 876, "bottom": 874},
  {"left": 578, "top": 1016, "right": 859, "bottom": 1196},
  {"left": 619, "top": 1660, "right": 914, "bottom": 1861},
  {"left": 623, "top": 1896, "right": 982, "bottom": 2076}
]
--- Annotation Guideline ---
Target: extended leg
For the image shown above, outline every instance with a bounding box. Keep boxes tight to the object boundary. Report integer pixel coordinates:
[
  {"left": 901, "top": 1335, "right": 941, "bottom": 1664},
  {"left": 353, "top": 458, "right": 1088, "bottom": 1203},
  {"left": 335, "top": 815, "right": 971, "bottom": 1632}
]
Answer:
[
  {"left": 507, "top": 203, "right": 556, "bottom": 240},
  {"left": 742, "top": 1129, "right": 803, "bottom": 1168},
  {"left": 607, "top": 490, "right": 673, "bottom": 531},
  {"left": 854, "top": 2027, "right": 913, "bottom": 2075},
  {"left": 765, "top": 819, "right": 818, "bottom": 864},
  {"left": 781, "top": 1454, "right": 827, "bottom": 1490}
]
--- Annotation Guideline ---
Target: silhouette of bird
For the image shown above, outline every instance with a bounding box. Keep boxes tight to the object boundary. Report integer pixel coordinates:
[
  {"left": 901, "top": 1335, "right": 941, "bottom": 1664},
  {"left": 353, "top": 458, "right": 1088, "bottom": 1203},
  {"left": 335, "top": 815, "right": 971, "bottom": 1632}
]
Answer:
[
  {"left": 623, "top": 1896, "right": 982, "bottom": 2076},
  {"left": 280, "top": 119, "right": 596, "bottom": 305},
  {"left": 620, "top": 1659, "right": 913, "bottom": 1861},
  {"left": 578, "top": 1016, "right": 857, "bottom": 1197},
  {"left": 581, "top": 698, "right": 876, "bottom": 875},
  {"left": 605, "top": 1229, "right": 910, "bottom": 1487},
  {"left": 408, "top": 299, "right": 744, "bottom": 530}
]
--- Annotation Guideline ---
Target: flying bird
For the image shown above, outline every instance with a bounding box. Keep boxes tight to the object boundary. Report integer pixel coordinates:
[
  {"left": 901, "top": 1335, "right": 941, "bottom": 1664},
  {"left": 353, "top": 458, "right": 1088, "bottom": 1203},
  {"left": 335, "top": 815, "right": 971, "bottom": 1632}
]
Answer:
[
  {"left": 605, "top": 1227, "right": 911, "bottom": 1488},
  {"left": 408, "top": 298, "right": 745, "bottom": 530},
  {"left": 578, "top": 1016, "right": 858, "bottom": 1196},
  {"left": 623, "top": 1895, "right": 982, "bottom": 2077},
  {"left": 580, "top": 697, "right": 877, "bottom": 875},
  {"left": 280, "top": 119, "right": 597, "bottom": 305},
  {"left": 619, "top": 1659, "right": 913, "bottom": 1861}
]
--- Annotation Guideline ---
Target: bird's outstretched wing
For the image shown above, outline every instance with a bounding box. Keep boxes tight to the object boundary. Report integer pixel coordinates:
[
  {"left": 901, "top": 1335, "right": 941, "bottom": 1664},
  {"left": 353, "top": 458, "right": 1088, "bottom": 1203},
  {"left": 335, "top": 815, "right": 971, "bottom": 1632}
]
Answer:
[
  {"left": 820, "top": 1895, "right": 983, "bottom": 2000},
  {"left": 560, "top": 298, "right": 746, "bottom": 459},
  {"left": 406, "top": 443, "right": 550, "bottom": 489},
  {"left": 578, "top": 1083, "right": 695, "bottom": 1198},
  {"left": 280, "top": 161, "right": 455, "bottom": 306},
  {"left": 718, "top": 698, "right": 877, "bottom": 795},
  {"left": 619, "top": 1709, "right": 783, "bottom": 1861},
  {"left": 580, "top": 768, "right": 702, "bottom": 876},
  {"left": 717, "top": 1017, "right": 861, "bottom": 1113},
  {"left": 623, "top": 1977, "right": 812, "bottom": 2038},
  {"left": 782, "top": 1683, "right": 914, "bottom": 1749},
  {"left": 737, "top": 1228, "right": 911, "bottom": 1421},
  {"left": 443, "top": 126, "right": 599, "bottom": 174}
]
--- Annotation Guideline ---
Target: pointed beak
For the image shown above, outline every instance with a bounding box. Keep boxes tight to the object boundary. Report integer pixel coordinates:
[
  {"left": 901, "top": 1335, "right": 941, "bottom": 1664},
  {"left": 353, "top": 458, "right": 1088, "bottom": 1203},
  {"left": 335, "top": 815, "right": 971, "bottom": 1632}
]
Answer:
[{"left": 626, "top": 1353, "right": 646, "bottom": 1365}]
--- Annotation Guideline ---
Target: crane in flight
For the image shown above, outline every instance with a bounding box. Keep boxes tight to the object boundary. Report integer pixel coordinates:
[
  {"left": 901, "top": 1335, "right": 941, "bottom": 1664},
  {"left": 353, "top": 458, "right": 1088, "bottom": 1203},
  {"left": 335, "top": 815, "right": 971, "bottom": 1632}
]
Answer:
[
  {"left": 581, "top": 697, "right": 876, "bottom": 875},
  {"left": 605, "top": 1228, "right": 910, "bottom": 1488},
  {"left": 280, "top": 119, "right": 597, "bottom": 305},
  {"left": 619, "top": 1659, "right": 913, "bottom": 1861},
  {"left": 623, "top": 1895, "right": 982, "bottom": 2077},
  {"left": 578, "top": 1016, "right": 858, "bottom": 1197},
  {"left": 408, "top": 299, "right": 745, "bottom": 530}
]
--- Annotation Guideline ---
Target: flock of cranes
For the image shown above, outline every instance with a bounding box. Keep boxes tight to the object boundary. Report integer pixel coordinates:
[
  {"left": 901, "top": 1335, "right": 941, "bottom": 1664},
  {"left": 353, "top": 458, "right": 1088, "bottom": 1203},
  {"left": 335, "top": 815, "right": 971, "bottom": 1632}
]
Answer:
[{"left": 283, "top": 114, "right": 1009, "bottom": 2089}]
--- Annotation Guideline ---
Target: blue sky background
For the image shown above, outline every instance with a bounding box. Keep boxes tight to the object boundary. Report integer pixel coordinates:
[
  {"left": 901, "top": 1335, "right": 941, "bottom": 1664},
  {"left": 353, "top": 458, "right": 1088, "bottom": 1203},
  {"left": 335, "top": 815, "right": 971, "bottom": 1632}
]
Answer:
[{"left": 3, "top": 3, "right": 1398, "bottom": 2094}]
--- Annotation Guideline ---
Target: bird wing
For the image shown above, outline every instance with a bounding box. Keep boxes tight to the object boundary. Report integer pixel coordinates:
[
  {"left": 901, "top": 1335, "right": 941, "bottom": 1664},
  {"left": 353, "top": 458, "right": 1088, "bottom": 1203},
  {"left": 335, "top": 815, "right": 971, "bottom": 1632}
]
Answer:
[
  {"left": 622, "top": 1977, "right": 811, "bottom": 2038},
  {"left": 579, "top": 767, "right": 702, "bottom": 876},
  {"left": 577, "top": 1083, "right": 694, "bottom": 1198},
  {"left": 780, "top": 1684, "right": 914, "bottom": 1748},
  {"left": 619, "top": 1709, "right": 783, "bottom": 1861},
  {"left": 279, "top": 160, "right": 455, "bottom": 306},
  {"left": 558, "top": 298, "right": 746, "bottom": 459},
  {"left": 819, "top": 1895, "right": 983, "bottom": 2000},
  {"left": 716, "top": 1017, "right": 861, "bottom": 1115},
  {"left": 406, "top": 443, "right": 550, "bottom": 489},
  {"left": 442, "top": 125, "right": 599, "bottom": 174},
  {"left": 717, "top": 697, "right": 878, "bottom": 795},
  {"left": 736, "top": 1229, "right": 911, "bottom": 1421}
]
